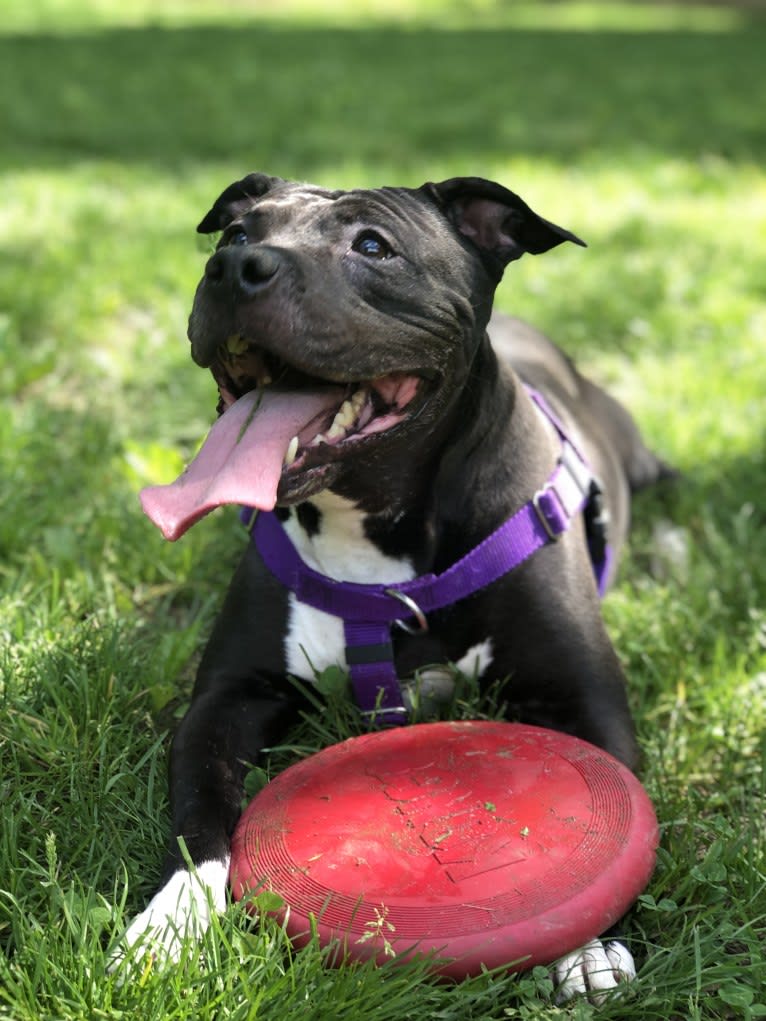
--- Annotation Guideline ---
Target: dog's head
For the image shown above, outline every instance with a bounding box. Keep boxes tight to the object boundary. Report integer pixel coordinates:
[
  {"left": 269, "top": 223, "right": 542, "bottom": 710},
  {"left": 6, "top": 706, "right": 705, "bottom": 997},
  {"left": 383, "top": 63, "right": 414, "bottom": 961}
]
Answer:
[
  {"left": 184, "top": 173, "right": 584, "bottom": 511},
  {"left": 140, "top": 175, "right": 584, "bottom": 539}
]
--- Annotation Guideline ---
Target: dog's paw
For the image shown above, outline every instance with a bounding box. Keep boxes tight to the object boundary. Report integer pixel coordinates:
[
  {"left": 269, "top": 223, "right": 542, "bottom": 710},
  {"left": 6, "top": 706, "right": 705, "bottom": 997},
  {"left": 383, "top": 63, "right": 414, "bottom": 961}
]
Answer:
[
  {"left": 553, "top": 938, "right": 636, "bottom": 1003},
  {"left": 108, "top": 860, "right": 229, "bottom": 974}
]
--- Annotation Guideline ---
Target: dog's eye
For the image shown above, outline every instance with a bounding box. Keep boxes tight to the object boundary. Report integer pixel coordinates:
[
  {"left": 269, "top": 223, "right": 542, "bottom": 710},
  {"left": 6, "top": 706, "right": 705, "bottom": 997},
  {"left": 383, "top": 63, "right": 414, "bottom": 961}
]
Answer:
[
  {"left": 220, "top": 228, "right": 248, "bottom": 249},
  {"left": 352, "top": 231, "right": 393, "bottom": 260}
]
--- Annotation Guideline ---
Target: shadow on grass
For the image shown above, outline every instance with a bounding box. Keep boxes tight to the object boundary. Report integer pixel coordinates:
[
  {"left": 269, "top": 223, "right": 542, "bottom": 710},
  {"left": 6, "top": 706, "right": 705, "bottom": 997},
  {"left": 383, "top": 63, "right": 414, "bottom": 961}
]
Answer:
[{"left": 1, "top": 20, "right": 765, "bottom": 174}]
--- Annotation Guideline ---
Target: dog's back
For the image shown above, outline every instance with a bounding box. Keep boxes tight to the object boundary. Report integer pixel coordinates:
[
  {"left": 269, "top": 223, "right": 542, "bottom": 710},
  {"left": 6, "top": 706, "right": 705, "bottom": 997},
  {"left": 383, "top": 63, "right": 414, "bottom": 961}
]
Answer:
[{"left": 491, "top": 311, "right": 673, "bottom": 553}]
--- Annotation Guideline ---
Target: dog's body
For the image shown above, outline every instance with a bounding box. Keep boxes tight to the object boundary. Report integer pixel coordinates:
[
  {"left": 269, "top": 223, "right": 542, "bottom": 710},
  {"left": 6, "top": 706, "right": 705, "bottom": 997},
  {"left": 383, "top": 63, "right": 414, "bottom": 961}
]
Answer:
[{"left": 122, "top": 175, "right": 669, "bottom": 999}]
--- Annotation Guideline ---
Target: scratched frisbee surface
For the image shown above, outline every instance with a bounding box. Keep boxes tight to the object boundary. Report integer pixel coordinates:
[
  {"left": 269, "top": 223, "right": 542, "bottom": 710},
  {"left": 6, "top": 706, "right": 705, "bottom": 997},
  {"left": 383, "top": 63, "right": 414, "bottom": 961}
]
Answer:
[{"left": 230, "top": 721, "right": 658, "bottom": 976}]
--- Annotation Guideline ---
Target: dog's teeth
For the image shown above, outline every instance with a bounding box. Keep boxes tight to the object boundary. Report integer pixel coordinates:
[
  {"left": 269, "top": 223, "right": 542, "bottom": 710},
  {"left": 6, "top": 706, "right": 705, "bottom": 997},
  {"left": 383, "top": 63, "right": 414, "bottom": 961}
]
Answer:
[
  {"left": 327, "top": 395, "right": 361, "bottom": 438},
  {"left": 337, "top": 399, "right": 358, "bottom": 428},
  {"left": 226, "top": 334, "right": 248, "bottom": 355},
  {"left": 284, "top": 435, "right": 299, "bottom": 467},
  {"left": 261, "top": 374, "right": 272, "bottom": 386},
  {"left": 351, "top": 388, "right": 366, "bottom": 412},
  {"left": 326, "top": 420, "right": 347, "bottom": 440}
]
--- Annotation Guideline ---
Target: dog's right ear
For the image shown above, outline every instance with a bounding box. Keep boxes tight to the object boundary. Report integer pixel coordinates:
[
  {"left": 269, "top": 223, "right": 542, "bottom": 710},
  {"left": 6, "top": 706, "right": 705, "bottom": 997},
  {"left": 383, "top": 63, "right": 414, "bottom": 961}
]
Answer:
[{"left": 196, "top": 173, "right": 286, "bottom": 234}]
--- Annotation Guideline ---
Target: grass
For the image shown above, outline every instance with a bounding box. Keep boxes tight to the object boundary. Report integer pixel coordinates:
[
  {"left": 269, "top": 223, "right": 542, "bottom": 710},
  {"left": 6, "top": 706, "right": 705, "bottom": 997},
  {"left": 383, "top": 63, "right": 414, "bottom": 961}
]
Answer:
[{"left": 1, "top": 0, "right": 765, "bottom": 1018}]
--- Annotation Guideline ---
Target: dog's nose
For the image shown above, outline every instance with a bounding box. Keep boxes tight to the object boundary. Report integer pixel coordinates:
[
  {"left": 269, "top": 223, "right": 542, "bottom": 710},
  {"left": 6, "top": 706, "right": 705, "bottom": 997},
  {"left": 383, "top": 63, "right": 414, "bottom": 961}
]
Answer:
[{"left": 204, "top": 246, "right": 281, "bottom": 297}]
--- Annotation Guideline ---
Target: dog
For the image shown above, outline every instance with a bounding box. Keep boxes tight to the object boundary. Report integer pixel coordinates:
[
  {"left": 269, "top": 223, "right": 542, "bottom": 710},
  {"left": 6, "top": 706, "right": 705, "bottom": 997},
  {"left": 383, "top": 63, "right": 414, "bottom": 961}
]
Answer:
[{"left": 119, "top": 174, "right": 670, "bottom": 1000}]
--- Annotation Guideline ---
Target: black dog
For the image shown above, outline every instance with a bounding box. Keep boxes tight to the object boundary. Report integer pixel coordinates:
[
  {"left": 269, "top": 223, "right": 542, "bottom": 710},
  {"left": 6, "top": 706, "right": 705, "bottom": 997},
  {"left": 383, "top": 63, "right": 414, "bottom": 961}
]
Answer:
[{"left": 120, "top": 174, "right": 669, "bottom": 999}]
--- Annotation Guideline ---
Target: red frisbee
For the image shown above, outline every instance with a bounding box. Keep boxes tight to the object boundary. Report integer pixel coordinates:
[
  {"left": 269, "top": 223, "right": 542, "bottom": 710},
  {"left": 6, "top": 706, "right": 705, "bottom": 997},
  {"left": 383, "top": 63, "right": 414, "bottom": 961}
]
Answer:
[{"left": 230, "top": 721, "right": 657, "bottom": 977}]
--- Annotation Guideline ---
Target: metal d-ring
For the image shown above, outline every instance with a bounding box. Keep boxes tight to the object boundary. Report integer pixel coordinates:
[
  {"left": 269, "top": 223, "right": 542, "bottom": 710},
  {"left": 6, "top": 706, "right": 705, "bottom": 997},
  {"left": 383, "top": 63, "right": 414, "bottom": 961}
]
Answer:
[{"left": 384, "top": 588, "right": 429, "bottom": 635}]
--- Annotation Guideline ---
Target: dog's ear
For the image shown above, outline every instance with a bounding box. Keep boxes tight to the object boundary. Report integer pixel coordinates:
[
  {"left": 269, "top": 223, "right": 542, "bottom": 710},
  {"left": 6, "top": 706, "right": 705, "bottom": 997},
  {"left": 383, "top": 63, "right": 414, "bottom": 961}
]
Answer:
[
  {"left": 423, "top": 177, "right": 585, "bottom": 271},
  {"left": 196, "top": 173, "right": 286, "bottom": 234}
]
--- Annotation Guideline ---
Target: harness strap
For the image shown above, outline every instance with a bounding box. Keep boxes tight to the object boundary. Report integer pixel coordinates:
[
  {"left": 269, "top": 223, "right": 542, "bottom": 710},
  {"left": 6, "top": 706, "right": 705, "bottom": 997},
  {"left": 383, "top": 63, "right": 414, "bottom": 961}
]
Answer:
[{"left": 244, "top": 387, "right": 610, "bottom": 726}]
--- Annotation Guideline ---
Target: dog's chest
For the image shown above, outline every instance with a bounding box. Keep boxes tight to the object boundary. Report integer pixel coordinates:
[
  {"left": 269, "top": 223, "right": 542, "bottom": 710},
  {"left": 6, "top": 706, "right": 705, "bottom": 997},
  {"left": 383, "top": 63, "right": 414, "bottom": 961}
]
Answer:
[
  {"left": 279, "top": 495, "right": 495, "bottom": 696},
  {"left": 281, "top": 494, "right": 416, "bottom": 680}
]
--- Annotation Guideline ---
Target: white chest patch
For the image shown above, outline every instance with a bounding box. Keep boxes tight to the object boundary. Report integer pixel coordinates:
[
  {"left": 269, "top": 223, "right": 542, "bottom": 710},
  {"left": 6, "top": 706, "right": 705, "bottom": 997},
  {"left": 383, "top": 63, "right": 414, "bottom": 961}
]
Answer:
[
  {"left": 281, "top": 497, "right": 495, "bottom": 693},
  {"left": 282, "top": 494, "right": 416, "bottom": 680}
]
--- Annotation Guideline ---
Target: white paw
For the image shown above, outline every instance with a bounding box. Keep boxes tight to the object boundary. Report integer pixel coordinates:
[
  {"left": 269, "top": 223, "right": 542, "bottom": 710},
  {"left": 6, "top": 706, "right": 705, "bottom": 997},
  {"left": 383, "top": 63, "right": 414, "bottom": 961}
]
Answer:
[
  {"left": 553, "top": 938, "right": 636, "bottom": 1003},
  {"left": 109, "top": 859, "right": 229, "bottom": 972}
]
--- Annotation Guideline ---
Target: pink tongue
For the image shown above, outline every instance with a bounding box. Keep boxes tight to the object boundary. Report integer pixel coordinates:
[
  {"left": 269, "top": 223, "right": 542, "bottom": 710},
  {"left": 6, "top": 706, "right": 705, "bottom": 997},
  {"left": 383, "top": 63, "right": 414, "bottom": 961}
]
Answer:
[{"left": 140, "top": 387, "right": 344, "bottom": 540}]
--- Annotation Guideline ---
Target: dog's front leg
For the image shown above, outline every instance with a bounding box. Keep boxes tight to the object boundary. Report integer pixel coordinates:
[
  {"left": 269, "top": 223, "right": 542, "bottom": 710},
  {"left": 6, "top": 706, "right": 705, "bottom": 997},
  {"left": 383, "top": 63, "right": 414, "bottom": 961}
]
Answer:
[{"left": 112, "top": 677, "right": 300, "bottom": 967}]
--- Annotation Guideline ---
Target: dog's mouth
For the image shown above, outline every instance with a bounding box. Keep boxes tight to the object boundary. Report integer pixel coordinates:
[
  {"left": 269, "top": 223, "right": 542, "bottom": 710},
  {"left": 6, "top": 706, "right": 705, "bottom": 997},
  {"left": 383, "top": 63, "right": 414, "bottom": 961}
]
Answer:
[
  {"left": 212, "top": 334, "right": 425, "bottom": 467},
  {"left": 139, "top": 334, "right": 430, "bottom": 541}
]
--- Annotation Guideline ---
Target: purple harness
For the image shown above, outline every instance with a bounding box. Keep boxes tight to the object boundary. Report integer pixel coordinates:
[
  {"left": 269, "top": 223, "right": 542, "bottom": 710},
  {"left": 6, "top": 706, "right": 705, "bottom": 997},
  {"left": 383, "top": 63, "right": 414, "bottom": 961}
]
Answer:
[{"left": 242, "top": 389, "right": 611, "bottom": 726}]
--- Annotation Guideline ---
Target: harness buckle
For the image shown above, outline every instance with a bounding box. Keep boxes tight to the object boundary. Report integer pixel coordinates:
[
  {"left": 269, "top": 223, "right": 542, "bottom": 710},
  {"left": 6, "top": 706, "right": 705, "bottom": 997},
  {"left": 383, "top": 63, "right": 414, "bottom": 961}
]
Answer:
[
  {"left": 584, "top": 477, "right": 610, "bottom": 562},
  {"left": 559, "top": 441, "right": 594, "bottom": 498},
  {"left": 384, "top": 588, "right": 429, "bottom": 635},
  {"left": 532, "top": 484, "right": 562, "bottom": 541},
  {"left": 533, "top": 441, "right": 595, "bottom": 542}
]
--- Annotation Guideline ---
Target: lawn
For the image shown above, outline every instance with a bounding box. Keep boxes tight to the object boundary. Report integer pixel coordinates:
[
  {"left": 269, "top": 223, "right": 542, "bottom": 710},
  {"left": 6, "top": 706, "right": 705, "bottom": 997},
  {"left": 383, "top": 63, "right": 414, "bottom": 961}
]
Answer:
[{"left": 0, "top": 1, "right": 764, "bottom": 1018}]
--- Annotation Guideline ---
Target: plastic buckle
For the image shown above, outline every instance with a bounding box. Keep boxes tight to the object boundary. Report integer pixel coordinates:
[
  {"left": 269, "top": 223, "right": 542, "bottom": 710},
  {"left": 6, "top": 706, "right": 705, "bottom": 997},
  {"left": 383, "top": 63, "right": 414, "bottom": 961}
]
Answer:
[{"left": 559, "top": 441, "right": 593, "bottom": 499}]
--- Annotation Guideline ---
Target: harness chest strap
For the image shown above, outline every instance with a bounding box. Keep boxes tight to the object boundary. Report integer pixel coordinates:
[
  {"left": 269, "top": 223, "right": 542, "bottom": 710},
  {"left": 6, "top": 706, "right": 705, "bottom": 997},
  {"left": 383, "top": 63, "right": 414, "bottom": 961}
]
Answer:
[{"left": 243, "top": 389, "right": 610, "bottom": 726}]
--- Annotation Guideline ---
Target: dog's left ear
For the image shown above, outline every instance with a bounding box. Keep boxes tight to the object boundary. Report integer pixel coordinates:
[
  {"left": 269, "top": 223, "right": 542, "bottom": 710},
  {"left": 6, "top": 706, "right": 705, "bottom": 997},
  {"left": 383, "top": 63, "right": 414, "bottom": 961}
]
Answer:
[
  {"left": 423, "top": 177, "right": 586, "bottom": 270},
  {"left": 196, "top": 172, "right": 287, "bottom": 234}
]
